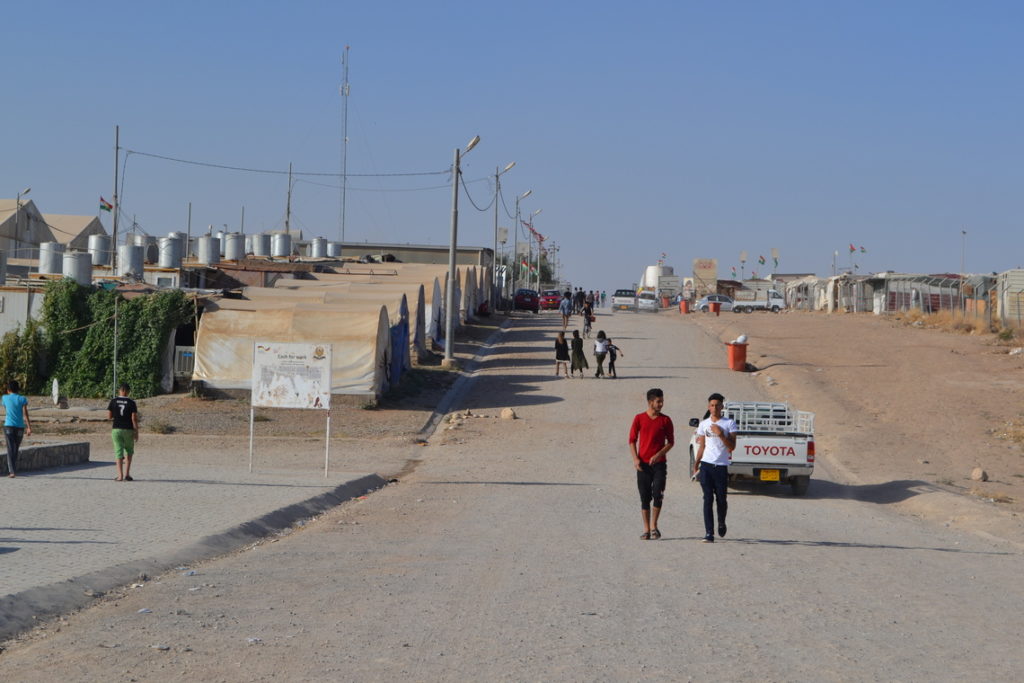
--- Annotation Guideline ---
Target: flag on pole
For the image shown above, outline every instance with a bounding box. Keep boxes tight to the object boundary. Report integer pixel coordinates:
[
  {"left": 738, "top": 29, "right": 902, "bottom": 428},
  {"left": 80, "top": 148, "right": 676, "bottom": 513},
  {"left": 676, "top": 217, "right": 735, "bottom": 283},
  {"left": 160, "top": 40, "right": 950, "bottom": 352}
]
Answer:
[
  {"left": 758, "top": 255, "right": 766, "bottom": 265},
  {"left": 860, "top": 246, "right": 867, "bottom": 253},
  {"left": 731, "top": 266, "right": 737, "bottom": 278},
  {"left": 100, "top": 197, "right": 113, "bottom": 212},
  {"left": 849, "top": 243, "right": 856, "bottom": 254},
  {"left": 752, "top": 270, "right": 758, "bottom": 279}
]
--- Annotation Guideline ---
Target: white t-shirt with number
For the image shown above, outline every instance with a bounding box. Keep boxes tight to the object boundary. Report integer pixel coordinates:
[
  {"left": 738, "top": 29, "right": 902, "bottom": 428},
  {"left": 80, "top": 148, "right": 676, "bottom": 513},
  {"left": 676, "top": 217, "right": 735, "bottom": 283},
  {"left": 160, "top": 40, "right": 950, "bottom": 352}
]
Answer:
[{"left": 697, "top": 416, "right": 737, "bottom": 466}]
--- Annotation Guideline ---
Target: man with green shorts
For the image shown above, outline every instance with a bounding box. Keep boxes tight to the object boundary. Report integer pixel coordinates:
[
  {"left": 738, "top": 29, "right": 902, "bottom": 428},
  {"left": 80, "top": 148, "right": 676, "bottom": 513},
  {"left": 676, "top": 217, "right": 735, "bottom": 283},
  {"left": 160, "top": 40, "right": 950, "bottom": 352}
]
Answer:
[{"left": 107, "top": 383, "right": 139, "bottom": 481}]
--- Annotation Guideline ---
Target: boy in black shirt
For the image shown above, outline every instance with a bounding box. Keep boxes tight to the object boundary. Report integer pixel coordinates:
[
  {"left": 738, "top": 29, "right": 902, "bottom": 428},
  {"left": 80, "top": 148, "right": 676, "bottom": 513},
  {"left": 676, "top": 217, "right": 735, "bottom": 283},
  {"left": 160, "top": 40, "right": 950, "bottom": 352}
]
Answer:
[{"left": 107, "top": 383, "right": 140, "bottom": 481}]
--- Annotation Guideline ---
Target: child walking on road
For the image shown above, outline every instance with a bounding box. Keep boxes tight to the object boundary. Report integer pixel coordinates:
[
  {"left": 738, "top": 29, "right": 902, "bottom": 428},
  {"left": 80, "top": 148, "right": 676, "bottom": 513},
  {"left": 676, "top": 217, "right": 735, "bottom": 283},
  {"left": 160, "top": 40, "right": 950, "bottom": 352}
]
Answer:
[
  {"left": 108, "top": 383, "right": 140, "bottom": 482},
  {"left": 629, "top": 388, "right": 674, "bottom": 540},
  {"left": 607, "top": 338, "right": 624, "bottom": 378},
  {"left": 554, "top": 331, "right": 570, "bottom": 377},
  {"left": 593, "top": 331, "right": 609, "bottom": 378}
]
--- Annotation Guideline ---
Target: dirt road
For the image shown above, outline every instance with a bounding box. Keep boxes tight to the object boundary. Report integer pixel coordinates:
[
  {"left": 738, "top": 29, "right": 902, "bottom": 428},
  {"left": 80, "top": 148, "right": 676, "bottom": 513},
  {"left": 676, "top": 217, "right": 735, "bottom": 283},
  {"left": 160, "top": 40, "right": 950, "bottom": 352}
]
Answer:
[{"left": 1, "top": 311, "right": 1022, "bottom": 681}]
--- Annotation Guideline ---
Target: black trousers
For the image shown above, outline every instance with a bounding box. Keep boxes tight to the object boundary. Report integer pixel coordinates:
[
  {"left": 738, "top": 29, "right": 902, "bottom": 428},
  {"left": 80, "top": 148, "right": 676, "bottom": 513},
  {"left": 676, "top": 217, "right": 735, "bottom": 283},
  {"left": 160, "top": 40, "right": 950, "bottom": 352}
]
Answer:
[
  {"left": 4, "top": 426, "right": 25, "bottom": 475},
  {"left": 699, "top": 461, "right": 728, "bottom": 536},
  {"left": 637, "top": 460, "right": 667, "bottom": 510}
]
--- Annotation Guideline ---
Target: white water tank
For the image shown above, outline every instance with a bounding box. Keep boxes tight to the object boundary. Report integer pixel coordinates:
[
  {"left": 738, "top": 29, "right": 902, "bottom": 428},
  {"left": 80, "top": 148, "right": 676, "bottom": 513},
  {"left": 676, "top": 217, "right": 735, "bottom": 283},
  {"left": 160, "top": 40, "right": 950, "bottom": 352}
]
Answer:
[
  {"left": 223, "top": 233, "right": 244, "bottom": 260},
  {"left": 88, "top": 234, "right": 111, "bottom": 266},
  {"left": 309, "top": 237, "right": 328, "bottom": 258},
  {"left": 244, "top": 235, "right": 253, "bottom": 255},
  {"left": 39, "top": 242, "right": 65, "bottom": 274},
  {"left": 167, "top": 231, "right": 187, "bottom": 258},
  {"left": 196, "top": 236, "right": 220, "bottom": 265},
  {"left": 62, "top": 252, "right": 93, "bottom": 286},
  {"left": 271, "top": 233, "right": 292, "bottom": 258},
  {"left": 253, "top": 233, "right": 271, "bottom": 257},
  {"left": 126, "top": 234, "right": 157, "bottom": 263},
  {"left": 158, "top": 237, "right": 182, "bottom": 268},
  {"left": 642, "top": 265, "right": 674, "bottom": 290},
  {"left": 327, "top": 242, "right": 342, "bottom": 258},
  {"left": 215, "top": 231, "right": 227, "bottom": 256},
  {"left": 117, "top": 244, "right": 144, "bottom": 277}
]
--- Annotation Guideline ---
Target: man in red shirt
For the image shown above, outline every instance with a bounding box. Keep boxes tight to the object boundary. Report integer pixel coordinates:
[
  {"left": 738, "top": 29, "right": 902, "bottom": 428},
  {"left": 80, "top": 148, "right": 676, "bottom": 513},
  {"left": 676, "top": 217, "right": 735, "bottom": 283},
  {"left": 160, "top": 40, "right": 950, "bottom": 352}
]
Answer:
[{"left": 629, "top": 388, "right": 675, "bottom": 540}]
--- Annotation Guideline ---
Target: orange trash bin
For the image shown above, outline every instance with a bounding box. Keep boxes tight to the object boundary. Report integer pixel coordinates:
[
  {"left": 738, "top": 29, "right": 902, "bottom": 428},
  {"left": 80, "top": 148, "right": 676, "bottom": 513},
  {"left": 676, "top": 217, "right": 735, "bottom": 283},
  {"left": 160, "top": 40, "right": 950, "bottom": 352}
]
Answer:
[
  {"left": 661, "top": 296, "right": 670, "bottom": 308},
  {"left": 710, "top": 301, "right": 721, "bottom": 316},
  {"left": 679, "top": 300, "right": 690, "bottom": 314},
  {"left": 727, "top": 342, "right": 748, "bottom": 371}
]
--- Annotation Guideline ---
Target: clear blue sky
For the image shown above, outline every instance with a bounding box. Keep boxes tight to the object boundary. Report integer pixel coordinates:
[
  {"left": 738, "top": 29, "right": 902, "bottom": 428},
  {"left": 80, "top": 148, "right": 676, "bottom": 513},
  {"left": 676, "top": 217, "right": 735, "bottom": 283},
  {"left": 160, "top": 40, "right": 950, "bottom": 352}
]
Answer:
[{"left": 5, "top": 1, "right": 1023, "bottom": 289}]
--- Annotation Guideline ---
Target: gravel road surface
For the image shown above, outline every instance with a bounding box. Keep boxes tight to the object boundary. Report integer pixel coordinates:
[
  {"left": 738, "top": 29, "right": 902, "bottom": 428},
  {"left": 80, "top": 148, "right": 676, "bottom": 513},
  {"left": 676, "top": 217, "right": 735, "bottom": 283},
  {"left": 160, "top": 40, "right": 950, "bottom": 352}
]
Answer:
[{"left": 1, "top": 310, "right": 1021, "bottom": 681}]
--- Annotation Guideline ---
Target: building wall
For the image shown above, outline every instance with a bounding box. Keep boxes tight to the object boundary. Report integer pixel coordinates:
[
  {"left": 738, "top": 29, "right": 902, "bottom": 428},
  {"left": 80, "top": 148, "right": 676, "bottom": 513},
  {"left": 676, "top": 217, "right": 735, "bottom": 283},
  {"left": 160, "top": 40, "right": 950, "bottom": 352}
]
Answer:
[
  {"left": 0, "top": 287, "right": 45, "bottom": 337},
  {"left": 340, "top": 243, "right": 492, "bottom": 267}
]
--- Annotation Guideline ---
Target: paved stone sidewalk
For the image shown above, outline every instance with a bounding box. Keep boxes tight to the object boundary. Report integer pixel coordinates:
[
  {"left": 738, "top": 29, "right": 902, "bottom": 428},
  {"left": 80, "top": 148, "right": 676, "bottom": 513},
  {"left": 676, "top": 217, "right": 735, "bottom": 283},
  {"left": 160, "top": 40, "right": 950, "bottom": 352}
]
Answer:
[{"left": 0, "top": 460, "right": 383, "bottom": 641}]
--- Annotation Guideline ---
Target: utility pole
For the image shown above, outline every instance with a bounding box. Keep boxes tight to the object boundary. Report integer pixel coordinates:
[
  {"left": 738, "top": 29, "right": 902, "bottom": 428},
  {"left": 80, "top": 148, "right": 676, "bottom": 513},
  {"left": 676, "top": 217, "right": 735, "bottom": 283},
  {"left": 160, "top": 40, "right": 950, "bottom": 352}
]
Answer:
[
  {"left": 186, "top": 202, "right": 192, "bottom": 257},
  {"left": 240, "top": 206, "right": 245, "bottom": 234},
  {"left": 285, "top": 162, "right": 293, "bottom": 235},
  {"left": 112, "top": 125, "right": 120, "bottom": 275},
  {"left": 444, "top": 136, "right": 479, "bottom": 365},
  {"left": 492, "top": 162, "right": 515, "bottom": 310},
  {"left": 339, "top": 46, "right": 350, "bottom": 243}
]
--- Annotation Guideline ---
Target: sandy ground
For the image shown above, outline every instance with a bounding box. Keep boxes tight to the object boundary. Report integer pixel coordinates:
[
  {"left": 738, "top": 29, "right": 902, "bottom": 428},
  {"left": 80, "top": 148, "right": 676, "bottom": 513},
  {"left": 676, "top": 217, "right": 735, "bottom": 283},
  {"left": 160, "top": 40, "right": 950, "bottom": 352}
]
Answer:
[
  {"left": 1, "top": 310, "right": 1023, "bottom": 681},
  {"left": 688, "top": 309, "right": 1024, "bottom": 543}
]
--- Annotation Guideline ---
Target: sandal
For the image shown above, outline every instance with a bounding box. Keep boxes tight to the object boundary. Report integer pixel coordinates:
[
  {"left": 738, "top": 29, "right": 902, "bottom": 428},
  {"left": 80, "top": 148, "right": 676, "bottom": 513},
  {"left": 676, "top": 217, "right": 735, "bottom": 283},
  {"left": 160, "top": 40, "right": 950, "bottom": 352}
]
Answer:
[
  {"left": 640, "top": 531, "right": 651, "bottom": 540},
  {"left": 651, "top": 529, "right": 662, "bottom": 540}
]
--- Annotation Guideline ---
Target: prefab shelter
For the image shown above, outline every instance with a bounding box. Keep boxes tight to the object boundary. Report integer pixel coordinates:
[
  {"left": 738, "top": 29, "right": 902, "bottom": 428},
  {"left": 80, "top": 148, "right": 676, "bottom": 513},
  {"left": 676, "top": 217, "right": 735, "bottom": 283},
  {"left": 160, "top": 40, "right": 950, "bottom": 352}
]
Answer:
[{"left": 193, "top": 298, "right": 392, "bottom": 397}]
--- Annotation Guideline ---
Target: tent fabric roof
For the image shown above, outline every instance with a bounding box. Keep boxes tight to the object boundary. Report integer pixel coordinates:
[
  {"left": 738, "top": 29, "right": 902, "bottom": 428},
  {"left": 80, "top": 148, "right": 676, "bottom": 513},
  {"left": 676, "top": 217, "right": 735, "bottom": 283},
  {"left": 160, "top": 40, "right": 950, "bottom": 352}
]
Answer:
[{"left": 41, "top": 214, "right": 106, "bottom": 245}]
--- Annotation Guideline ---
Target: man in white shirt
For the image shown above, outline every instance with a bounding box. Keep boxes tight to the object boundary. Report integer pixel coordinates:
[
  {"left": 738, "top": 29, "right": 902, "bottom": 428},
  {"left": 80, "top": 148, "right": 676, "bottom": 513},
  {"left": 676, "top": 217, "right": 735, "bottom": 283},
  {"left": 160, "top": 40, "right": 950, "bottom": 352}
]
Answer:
[{"left": 692, "top": 393, "right": 737, "bottom": 543}]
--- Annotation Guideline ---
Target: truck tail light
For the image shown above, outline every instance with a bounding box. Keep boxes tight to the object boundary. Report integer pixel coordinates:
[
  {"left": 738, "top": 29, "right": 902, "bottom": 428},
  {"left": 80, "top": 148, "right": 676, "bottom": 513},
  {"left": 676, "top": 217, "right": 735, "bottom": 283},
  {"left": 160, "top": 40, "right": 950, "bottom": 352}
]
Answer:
[{"left": 807, "top": 441, "right": 815, "bottom": 463}]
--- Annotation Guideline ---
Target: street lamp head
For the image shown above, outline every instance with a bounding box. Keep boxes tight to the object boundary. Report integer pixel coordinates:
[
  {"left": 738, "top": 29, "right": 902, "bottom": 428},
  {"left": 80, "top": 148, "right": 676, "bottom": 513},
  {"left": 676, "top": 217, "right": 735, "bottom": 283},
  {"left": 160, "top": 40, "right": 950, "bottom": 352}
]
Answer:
[
  {"left": 464, "top": 135, "right": 480, "bottom": 153},
  {"left": 532, "top": 208, "right": 543, "bottom": 217},
  {"left": 19, "top": 187, "right": 31, "bottom": 196},
  {"left": 502, "top": 161, "right": 516, "bottom": 174},
  {"left": 520, "top": 189, "right": 532, "bottom": 200}
]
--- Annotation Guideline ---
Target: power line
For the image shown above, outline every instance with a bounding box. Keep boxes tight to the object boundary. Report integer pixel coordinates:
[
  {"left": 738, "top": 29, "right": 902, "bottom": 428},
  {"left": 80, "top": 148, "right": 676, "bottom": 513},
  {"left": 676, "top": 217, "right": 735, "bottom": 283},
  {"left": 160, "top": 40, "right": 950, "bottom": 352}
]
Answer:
[
  {"left": 124, "top": 149, "right": 449, "bottom": 178},
  {"left": 460, "top": 172, "right": 495, "bottom": 212}
]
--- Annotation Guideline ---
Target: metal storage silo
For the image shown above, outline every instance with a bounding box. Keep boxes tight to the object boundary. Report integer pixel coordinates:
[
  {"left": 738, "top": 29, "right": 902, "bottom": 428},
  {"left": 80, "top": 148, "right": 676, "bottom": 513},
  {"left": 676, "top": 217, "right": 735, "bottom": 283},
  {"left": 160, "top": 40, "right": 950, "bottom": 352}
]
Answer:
[
  {"left": 39, "top": 242, "right": 65, "bottom": 274},
  {"left": 326, "top": 242, "right": 342, "bottom": 258},
  {"left": 244, "top": 235, "right": 252, "bottom": 255},
  {"left": 253, "top": 233, "right": 271, "bottom": 257},
  {"left": 196, "top": 236, "right": 221, "bottom": 265},
  {"left": 309, "top": 237, "right": 328, "bottom": 258},
  {"left": 223, "top": 233, "right": 244, "bottom": 260},
  {"left": 158, "top": 237, "right": 182, "bottom": 268},
  {"left": 62, "top": 252, "right": 93, "bottom": 286},
  {"left": 215, "top": 231, "right": 227, "bottom": 256},
  {"left": 88, "top": 234, "right": 112, "bottom": 266},
  {"left": 271, "top": 233, "right": 292, "bottom": 258},
  {"left": 117, "top": 245, "right": 145, "bottom": 277}
]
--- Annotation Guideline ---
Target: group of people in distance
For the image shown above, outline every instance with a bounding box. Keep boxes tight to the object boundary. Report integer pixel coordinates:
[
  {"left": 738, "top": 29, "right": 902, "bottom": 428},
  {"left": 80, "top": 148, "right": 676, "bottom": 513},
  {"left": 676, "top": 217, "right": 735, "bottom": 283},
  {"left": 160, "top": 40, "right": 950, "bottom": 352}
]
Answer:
[
  {"left": 554, "top": 290, "right": 623, "bottom": 379},
  {"left": 568, "top": 287, "right": 606, "bottom": 313},
  {"left": 629, "top": 388, "right": 734, "bottom": 543}
]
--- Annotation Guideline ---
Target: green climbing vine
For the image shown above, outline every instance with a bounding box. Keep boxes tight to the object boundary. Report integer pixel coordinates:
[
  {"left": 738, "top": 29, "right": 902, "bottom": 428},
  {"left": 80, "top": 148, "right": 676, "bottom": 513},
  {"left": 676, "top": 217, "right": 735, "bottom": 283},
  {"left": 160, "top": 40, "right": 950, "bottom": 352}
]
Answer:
[{"left": 5, "top": 279, "right": 197, "bottom": 398}]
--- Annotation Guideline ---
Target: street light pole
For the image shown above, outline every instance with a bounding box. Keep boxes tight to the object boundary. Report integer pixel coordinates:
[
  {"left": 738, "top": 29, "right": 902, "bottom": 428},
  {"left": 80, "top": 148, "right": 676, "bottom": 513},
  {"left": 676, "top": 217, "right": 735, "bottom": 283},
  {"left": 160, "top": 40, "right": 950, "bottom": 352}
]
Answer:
[
  {"left": 510, "top": 189, "right": 531, "bottom": 309},
  {"left": 492, "top": 162, "right": 515, "bottom": 310},
  {"left": 529, "top": 208, "right": 543, "bottom": 291},
  {"left": 961, "top": 229, "right": 967, "bottom": 314},
  {"left": 444, "top": 135, "right": 480, "bottom": 365}
]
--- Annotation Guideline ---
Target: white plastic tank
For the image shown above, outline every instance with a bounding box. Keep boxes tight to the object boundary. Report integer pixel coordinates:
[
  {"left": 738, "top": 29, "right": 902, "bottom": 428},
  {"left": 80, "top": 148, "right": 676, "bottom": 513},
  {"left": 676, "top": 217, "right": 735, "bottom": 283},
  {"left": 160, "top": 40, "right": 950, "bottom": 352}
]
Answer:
[
  {"left": 326, "top": 242, "right": 342, "bottom": 258},
  {"left": 117, "top": 244, "right": 145, "bottom": 277},
  {"left": 223, "top": 233, "right": 244, "bottom": 261},
  {"left": 244, "top": 235, "right": 253, "bottom": 255},
  {"left": 127, "top": 234, "right": 158, "bottom": 263},
  {"left": 642, "top": 265, "right": 674, "bottom": 290},
  {"left": 62, "top": 252, "right": 93, "bottom": 286},
  {"left": 88, "top": 234, "right": 112, "bottom": 266},
  {"left": 196, "top": 236, "right": 221, "bottom": 265},
  {"left": 309, "top": 237, "right": 328, "bottom": 258},
  {"left": 39, "top": 242, "right": 65, "bottom": 274},
  {"left": 158, "top": 237, "right": 182, "bottom": 268},
  {"left": 253, "top": 233, "right": 271, "bottom": 257},
  {"left": 215, "top": 231, "right": 227, "bottom": 256},
  {"left": 271, "top": 233, "right": 292, "bottom": 258}
]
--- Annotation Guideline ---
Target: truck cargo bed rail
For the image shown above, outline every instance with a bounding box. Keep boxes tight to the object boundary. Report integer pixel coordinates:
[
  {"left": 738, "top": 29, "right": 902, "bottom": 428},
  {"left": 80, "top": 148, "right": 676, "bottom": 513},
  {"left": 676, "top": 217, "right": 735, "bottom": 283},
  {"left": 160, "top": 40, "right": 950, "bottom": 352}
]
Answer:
[{"left": 724, "top": 401, "right": 814, "bottom": 435}]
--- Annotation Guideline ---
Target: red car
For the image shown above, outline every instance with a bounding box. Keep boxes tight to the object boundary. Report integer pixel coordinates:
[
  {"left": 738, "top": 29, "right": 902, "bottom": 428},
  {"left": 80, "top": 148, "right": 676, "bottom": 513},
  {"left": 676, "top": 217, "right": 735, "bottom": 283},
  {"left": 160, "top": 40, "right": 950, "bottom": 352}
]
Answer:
[
  {"left": 513, "top": 288, "right": 540, "bottom": 313},
  {"left": 540, "top": 290, "right": 562, "bottom": 310}
]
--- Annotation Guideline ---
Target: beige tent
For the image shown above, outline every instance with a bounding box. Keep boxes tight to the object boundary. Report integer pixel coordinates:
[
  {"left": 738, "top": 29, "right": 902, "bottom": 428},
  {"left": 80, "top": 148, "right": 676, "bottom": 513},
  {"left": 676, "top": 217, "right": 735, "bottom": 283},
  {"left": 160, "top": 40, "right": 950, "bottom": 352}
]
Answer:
[
  {"left": 242, "top": 286, "right": 413, "bottom": 378},
  {"left": 193, "top": 298, "right": 392, "bottom": 397}
]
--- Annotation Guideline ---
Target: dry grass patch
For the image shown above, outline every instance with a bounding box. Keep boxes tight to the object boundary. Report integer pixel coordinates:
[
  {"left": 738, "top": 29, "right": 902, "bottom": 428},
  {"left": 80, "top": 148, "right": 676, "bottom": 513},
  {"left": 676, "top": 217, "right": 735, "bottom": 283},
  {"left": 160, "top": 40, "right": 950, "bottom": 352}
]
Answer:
[{"left": 896, "top": 309, "right": 991, "bottom": 335}]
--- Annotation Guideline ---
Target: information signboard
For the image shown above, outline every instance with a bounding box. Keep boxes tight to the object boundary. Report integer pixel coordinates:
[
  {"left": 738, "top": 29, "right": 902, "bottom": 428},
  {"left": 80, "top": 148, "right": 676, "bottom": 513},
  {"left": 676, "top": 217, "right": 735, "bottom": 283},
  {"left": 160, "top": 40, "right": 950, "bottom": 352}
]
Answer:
[{"left": 252, "top": 342, "right": 331, "bottom": 410}]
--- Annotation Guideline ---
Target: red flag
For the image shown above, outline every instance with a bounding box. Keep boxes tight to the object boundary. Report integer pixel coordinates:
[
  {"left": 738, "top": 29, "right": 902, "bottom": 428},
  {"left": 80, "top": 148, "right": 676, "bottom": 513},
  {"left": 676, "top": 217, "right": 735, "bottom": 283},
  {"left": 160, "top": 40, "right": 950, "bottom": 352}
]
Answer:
[{"left": 849, "top": 243, "right": 856, "bottom": 253}]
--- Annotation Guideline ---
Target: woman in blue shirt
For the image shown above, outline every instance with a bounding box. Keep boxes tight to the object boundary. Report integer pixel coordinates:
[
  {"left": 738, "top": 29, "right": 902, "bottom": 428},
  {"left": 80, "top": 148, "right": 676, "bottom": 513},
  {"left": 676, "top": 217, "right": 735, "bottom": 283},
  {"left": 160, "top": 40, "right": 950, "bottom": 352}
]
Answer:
[{"left": 3, "top": 380, "right": 32, "bottom": 477}]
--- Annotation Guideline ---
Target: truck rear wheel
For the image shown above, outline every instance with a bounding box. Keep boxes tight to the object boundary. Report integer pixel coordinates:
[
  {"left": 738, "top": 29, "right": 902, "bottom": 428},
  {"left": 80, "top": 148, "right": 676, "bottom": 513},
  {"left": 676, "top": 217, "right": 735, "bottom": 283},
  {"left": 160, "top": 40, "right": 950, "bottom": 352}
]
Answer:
[
  {"left": 790, "top": 475, "right": 810, "bottom": 496},
  {"left": 771, "top": 305, "right": 780, "bottom": 313}
]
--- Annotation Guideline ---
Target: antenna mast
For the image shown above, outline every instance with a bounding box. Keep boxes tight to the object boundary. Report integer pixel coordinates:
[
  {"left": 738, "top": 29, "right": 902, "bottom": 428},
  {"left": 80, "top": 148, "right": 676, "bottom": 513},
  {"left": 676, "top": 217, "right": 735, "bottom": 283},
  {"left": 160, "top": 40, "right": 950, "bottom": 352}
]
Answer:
[{"left": 339, "top": 45, "right": 350, "bottom": 244}]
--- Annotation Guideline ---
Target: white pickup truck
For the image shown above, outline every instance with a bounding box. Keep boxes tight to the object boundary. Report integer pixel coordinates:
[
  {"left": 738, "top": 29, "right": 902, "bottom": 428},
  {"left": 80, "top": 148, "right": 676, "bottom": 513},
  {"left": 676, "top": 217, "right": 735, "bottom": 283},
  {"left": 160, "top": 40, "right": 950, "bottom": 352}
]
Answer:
[
  {"left": 688, "top": 401, "right": 815, "bottom": 495},
  {"left": 733, "top": 288, "right": 787, "bottom": 313}
]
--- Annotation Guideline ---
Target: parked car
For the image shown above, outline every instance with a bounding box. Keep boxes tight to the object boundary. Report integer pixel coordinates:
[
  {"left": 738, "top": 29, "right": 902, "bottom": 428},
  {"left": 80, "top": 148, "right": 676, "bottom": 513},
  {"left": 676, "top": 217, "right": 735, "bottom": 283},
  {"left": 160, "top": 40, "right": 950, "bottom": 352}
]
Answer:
[
  {"left": 514, "top": 288, "right": 540, "bottom": 313},
  {"left": 611, "top": 289, "right": 638, "bottom": 312},
  {"left": 637, "top": 291, "right": 659, "bottom": 312},
  {"left": 696, "top": 294, "right": 735, "bottom": 313},
  {"left": 540, "top": 290, "right": 562, "bottom": 310}
]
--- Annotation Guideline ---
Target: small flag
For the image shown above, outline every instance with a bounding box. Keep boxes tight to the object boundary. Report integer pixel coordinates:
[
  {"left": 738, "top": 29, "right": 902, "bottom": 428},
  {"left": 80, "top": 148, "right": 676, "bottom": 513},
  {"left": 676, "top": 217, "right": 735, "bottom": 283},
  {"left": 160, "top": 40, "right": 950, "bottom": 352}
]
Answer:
[
  {"left": 100, "top": 197, "right": 113, "bottom": 212},
  {"left": 758, "top": 255, "right": 766, "bottom": 265},
  {"left": 860, "top": 246, "right": 867, "bottom": 254},
  {"left": 752, "top": 270, "right": 758, "bottom": 279},
  {"left": 849, "top": 243, "right": 856, "bottom": 254},
  {"left": 731, "top": 266, "right": 737, "bottom": 278}
]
